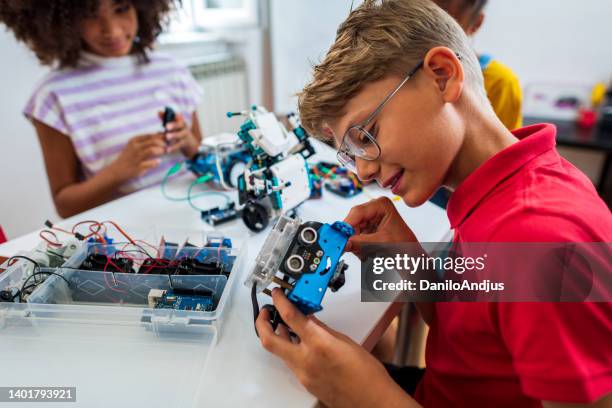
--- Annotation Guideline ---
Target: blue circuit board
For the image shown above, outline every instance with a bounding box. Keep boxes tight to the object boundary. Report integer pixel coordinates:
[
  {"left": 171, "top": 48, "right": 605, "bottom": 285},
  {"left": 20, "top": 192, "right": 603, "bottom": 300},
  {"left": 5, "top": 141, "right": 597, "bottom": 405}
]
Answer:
[{"left": 154, "top": 290, "right": 215, "bottom": 312}]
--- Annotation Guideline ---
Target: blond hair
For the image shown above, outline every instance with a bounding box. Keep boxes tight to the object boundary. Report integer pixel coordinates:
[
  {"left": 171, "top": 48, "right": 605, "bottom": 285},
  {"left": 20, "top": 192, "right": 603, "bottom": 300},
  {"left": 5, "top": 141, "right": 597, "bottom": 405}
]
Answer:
[{"left": 298, "top": 0, "right": 488, "bottom": 138}]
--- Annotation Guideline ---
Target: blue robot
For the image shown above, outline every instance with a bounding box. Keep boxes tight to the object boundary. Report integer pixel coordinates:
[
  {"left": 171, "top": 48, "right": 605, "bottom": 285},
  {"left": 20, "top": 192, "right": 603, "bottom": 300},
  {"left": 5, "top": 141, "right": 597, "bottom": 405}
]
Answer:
[
  {"left": 245, "top": 215, "right": 353, "bottom": 332},
  {"left": 186, "top": 133, "right": 251, "bottom": 190}
]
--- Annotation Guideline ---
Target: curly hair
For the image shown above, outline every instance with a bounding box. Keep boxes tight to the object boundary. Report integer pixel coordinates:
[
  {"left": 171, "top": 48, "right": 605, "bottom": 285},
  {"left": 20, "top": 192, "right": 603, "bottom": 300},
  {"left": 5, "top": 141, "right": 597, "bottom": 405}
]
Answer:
[{"left": 0, "top": 0, "right": 177, "bottom": 68}]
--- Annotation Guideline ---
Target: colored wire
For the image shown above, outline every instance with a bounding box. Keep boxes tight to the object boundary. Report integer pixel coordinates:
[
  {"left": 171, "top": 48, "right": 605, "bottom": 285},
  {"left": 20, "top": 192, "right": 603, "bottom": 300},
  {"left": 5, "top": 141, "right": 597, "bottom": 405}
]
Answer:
[
  {"left": 161, "top": 162, "right": 220, "bottom": 202},
  {"left": 19, "top": 270, "right": 71, "bottom": 302},
  {"left": 39, "top": 230, "right": 62, "bottom": 247},
  {"left": 186, "top": 179, "right": 232, "bottom": 213},
  {"left": 100, "top": 221, "right": 136, "bottom": 245},
  {"left": 72, "top": 220, "right": 106, "bottom": 240}
]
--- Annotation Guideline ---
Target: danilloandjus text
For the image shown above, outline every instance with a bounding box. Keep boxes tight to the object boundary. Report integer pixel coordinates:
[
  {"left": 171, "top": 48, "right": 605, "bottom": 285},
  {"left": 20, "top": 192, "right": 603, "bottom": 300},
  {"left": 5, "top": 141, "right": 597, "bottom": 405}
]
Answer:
[{"left": 372, "top": 279, "right": 505, "bottom": 292}]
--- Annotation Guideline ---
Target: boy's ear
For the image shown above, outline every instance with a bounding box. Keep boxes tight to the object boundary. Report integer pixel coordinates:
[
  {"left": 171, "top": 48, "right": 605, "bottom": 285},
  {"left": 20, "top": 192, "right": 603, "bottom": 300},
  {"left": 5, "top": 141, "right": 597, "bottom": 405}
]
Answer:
[{"left": 422, "top": 46, "right": 464, "bottom": 103}]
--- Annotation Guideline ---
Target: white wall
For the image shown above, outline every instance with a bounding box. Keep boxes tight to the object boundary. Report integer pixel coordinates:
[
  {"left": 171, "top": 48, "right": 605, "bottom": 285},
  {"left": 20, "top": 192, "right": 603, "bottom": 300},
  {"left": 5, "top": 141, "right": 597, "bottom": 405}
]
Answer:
[
  {"left": 270, "top": 0, "right": 612, "bottom": 112},
  {"left": 0, "top": 30, "right": 58, "bottom": 239},
  {"left": 270, "top": 0, "right": 353, "bottom": 113},
  {"left": 473, "top": 0, "right": 612, "bottom": 86}
]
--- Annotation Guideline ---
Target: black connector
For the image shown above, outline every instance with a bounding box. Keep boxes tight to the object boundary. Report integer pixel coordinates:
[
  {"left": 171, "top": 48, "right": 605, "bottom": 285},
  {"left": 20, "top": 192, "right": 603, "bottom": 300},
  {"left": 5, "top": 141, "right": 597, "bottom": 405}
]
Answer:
[
  {"left": 162, "top": 106, "right": 176, "bottom": 128},
  {"left": 173, "top": 287, "right": 213, "bottom": 297}
]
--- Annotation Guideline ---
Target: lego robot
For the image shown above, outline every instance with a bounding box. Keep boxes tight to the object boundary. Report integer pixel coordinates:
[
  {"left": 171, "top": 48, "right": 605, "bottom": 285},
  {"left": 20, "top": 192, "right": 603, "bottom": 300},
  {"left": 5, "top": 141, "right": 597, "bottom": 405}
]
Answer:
[
  {"left": 245, "top": 215, "right": 354, "bottom": 331},
  {"left": 227, "top": 106, "right": 316, "bottom": 232},
  {"left": 186, "top": 133, "right": 251, "bottom": 190}
]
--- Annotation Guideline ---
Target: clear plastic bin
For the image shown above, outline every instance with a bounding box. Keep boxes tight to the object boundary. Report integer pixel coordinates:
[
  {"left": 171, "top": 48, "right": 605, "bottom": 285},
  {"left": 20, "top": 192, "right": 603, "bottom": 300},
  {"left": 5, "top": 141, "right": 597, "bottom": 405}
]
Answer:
[
  {"left": 0, "top": 240, "right": 247, "bottom": 407},
  {"left": 25, "top": 241, "right": 245, "bottom": 332}
]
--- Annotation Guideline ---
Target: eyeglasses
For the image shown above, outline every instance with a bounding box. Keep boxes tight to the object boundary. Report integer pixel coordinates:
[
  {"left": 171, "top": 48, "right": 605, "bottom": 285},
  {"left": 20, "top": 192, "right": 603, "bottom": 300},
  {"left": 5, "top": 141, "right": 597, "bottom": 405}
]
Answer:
[
  {"left": 336, "top": 60, "right": 424, "bottom": 173},
  {"left": 337, "top": 53, "right": 463, "bottom": 174}
]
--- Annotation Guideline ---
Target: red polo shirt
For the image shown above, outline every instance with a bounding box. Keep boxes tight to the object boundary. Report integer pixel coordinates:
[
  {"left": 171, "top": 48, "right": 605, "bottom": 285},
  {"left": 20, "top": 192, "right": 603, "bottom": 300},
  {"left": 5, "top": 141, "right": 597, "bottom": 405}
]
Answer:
[{"left": 415, "top": 124, "right": 612, "bottom": 407}]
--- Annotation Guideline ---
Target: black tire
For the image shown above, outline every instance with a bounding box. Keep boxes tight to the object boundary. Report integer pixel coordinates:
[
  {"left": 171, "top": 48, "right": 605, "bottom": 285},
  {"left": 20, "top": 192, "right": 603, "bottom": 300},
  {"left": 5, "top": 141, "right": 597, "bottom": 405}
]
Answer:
[{"left": 242, "top": 201, "right": 269, "bottom": 232}]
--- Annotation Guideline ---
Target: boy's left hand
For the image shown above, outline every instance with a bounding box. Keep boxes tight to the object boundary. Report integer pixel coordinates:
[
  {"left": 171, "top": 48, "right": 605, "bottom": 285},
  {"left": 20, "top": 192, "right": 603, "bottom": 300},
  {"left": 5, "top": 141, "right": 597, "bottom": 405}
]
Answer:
[
  {"left": 159, "top": 111, "right": 200, "bottom": 159},
  {"left": 256, "top": 288, "right": 417, "bottom": 408}
]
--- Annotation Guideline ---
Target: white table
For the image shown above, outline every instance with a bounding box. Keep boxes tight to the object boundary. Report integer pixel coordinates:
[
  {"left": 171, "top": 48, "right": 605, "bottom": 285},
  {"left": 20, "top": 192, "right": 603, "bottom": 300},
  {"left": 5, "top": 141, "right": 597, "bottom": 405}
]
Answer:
[{"left": 0, "top": 143, "right": 450, "bottom": 407}]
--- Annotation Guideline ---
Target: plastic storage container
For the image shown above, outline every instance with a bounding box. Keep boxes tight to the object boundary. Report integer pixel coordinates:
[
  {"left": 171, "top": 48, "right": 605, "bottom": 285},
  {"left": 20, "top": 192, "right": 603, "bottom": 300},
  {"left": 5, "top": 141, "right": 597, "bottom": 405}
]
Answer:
[
  {"left": 0, "top": 239, "right": 247, "bottom": 408},
  {"left": 27, "top": 241, "right": 244, "bottom": 332}
]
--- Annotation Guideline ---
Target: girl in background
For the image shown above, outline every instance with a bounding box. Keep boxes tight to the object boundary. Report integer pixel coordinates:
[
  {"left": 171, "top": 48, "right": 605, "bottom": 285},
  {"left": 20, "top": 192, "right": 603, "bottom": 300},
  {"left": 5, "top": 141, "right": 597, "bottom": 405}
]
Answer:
[{"left": 0, "top": 0, "right": 203, "bottom": 217}]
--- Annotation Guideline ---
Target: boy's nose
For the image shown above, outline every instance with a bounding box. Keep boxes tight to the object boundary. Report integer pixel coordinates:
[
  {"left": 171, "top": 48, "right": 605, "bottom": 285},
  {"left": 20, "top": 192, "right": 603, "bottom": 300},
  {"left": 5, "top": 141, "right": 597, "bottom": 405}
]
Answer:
[{"left": 355, "top": 157, "right": 378, "bottom": 182}]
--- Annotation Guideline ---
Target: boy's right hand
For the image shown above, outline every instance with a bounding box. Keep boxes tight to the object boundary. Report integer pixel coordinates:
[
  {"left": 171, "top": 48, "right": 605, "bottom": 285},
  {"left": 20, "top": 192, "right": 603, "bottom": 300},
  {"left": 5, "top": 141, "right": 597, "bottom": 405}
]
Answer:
[
  {"left": 343, "top": 196, "right": 418, "bottom": 257},
  {"left": 108, "top": 134, "right": 167, "bottom": 182}
]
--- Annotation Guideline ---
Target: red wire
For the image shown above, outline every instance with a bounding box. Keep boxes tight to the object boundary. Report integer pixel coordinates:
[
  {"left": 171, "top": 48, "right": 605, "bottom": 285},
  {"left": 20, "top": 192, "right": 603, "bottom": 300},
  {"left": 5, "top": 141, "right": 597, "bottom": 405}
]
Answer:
[
  {"left": 72, "top": 220, "right": 105, "bottom": 240},
  {"left": 39, "top": 230, "right": 62, "bottom": 247},
  {"left": 101, "top": 221, "right": 136, "bottom": 245}
]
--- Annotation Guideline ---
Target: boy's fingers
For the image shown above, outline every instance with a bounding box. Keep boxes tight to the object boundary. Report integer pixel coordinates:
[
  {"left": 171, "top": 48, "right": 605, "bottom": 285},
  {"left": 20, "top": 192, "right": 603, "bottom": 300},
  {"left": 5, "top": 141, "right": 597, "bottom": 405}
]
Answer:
[
  {"left": 343, "top": 197, "right": 391, "bottom": 228},
  {"left": 276, "top": 323, "right": 292, "bottom": 341},
  {"left": 347, "top": 232, "right": 385, "bottom": 253},
  {"left": 309, "top": 315, "right": 350, "bottom": 341},
  {"left": 255, "top": 308, "right": 297, "bottom": 362},
  {"left": 271, "top": 288, "right": 310, "bottom": 338}
]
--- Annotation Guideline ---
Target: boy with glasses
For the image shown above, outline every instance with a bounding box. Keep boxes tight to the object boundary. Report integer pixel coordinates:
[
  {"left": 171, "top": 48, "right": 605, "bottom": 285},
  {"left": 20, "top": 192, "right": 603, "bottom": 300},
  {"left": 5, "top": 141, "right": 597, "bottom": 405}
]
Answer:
[{"left": 255, "top": 0, "right": 612, "bottom": 407}]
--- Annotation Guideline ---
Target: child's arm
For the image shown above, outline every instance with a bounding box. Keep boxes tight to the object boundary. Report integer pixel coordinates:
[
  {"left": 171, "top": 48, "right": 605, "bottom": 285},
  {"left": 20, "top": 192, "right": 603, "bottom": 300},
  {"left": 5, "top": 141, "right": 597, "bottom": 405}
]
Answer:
[
  {"left": 256, "top": 288, "right": 420, "bottom": 408},
  {"left": 34, "top": 120, "right": 166, "bottom": 218}
]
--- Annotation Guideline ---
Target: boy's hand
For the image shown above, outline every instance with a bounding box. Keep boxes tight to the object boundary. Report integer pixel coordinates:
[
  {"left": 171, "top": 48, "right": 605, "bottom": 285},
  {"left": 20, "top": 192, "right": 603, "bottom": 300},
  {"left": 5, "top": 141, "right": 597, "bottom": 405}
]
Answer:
[
  {"left": 256, "top": 288, "right": 416, "bottom": 408},
  {"left": 108, "top": 134, "right": 166, "bottom": 182},
  {"left": 159, "top": 111, "right": 200, "bottom": 159},
  {"left": 344, "top": 197, "right": 418, "bottom": 257}
]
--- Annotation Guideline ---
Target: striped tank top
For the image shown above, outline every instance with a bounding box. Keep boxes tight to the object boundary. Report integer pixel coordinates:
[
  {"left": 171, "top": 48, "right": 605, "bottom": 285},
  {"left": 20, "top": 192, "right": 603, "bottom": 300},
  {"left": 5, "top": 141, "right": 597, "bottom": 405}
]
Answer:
[{"left": 24, "top": 51, "right": 202, "bottom": 194}]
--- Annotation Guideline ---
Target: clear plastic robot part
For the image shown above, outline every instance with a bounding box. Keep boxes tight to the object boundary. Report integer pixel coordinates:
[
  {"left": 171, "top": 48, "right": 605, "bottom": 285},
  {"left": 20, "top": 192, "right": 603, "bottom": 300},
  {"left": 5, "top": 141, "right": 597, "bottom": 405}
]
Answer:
[{"left": 244, "top": 215, "right": 301, "bottom": 291}]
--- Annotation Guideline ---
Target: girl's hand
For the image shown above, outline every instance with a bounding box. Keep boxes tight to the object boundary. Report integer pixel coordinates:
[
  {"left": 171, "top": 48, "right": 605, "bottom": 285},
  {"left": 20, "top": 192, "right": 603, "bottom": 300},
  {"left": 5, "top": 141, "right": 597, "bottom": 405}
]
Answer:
[
  {"left": 343, "top": 196, "right": 418, "bottom": 257},
  {"left": 256, "top": 289, "right": 417, "bottom": 408},
  {"left": 160, "top": 111, "right": 200, "bottom": 159},
  {"left": 108, "top": 133, "right": 166, "bottom": 182}
]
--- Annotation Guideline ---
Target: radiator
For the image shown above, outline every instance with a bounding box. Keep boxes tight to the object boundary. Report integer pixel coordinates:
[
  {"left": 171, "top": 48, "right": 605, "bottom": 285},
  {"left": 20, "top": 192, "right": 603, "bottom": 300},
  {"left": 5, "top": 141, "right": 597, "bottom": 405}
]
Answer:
[{"left": 188, "top": 56, "right": 249, "bottom": 137}]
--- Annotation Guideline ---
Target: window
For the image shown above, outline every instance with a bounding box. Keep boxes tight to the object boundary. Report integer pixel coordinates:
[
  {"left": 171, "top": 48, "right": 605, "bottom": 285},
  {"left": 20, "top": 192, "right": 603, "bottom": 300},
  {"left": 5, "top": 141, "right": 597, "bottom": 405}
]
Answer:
[{"left": 171, "top": 0, "right": 260, "bottom": 30}]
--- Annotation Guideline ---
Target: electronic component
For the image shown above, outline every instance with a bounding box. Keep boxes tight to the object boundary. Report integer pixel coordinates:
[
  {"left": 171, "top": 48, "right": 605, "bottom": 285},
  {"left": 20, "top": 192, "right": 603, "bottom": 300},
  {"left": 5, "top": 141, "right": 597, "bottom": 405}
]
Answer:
[
  {"left": 324, "top": 178, "right": 361, "bottom": 197},
  {"left": 160, "top": 241, "right": 179, "bottom": 259},
  {"left": 162, "top": 106, "right": 176, "bottom": 128},
  {"left": 149, "top": 288, "right": 215, "bottom": 312},
  {"left": 79, "top": 253, "right": 135, "bottom": 274},
  {"left": 200, "top": 202, "right": 240, "bottom": 226},
  {"left": 0, "top": 287, "right": 18, "bottom": 303},
  {"left": 246, "top": 215, "right": 353, "bottom": 325},
  {"left": 138, "top": 236, "right": 234, "bottom": 276},
  {"left": 187, "top": 133, "right": 251, "bottom": 189},
  {"left": 73, "top": 235, "right": 235, "bottom": 276},
  {"left": 312, "top": 161, "right": 363, "bottom": 198},
  {"left": 139, "top": 258, "right": 226, "bottom": 276}
]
